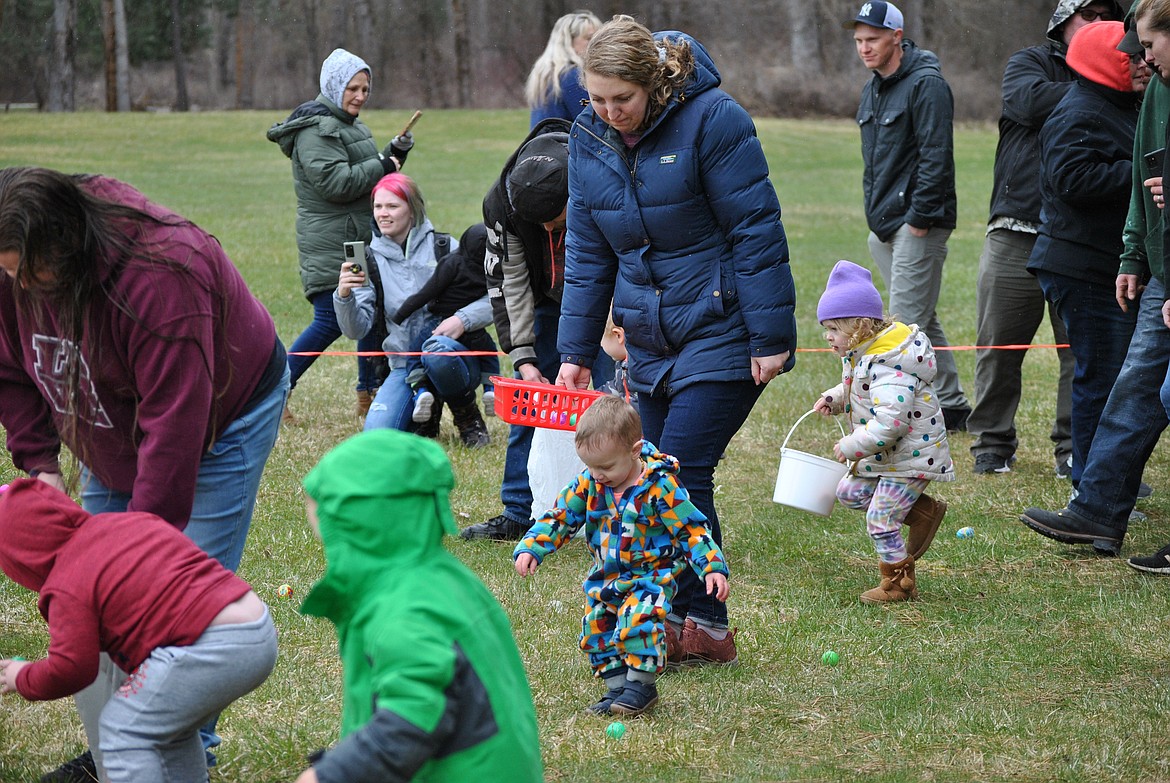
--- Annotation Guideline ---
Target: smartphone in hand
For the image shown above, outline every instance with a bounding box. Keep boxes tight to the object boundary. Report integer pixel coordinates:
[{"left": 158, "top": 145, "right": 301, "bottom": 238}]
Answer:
[{"left": 343, "top": 241, "right": 369, "bottom": 287}]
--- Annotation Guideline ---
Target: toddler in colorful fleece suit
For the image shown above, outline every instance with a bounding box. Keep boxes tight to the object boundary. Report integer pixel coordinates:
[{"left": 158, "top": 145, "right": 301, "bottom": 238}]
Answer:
[{"left": 514, "top": 395, "right": 729, "bottom": 717}]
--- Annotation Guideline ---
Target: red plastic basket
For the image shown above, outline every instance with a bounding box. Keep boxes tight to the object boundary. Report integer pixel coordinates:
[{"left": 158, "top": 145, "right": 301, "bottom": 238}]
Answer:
[{"left": 491, "top": 376, "right": 604, "bottom": 431}]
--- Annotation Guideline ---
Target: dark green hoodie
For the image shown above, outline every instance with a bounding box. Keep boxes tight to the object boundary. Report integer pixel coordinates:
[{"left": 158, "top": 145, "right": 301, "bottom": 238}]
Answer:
[{"left": 301, "top": 430, "right": 542, "bottom": 783}]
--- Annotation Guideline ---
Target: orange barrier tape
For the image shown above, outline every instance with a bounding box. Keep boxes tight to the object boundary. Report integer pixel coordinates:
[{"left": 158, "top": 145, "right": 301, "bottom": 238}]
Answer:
[{"left": 289, "top": 343, "right": 1070, "bottom": 358}]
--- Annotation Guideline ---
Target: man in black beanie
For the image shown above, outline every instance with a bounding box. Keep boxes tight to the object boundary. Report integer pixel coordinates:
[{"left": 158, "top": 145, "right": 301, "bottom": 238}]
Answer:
[{"left": 460, "top": 120, "right": 613, "bottom": 541}]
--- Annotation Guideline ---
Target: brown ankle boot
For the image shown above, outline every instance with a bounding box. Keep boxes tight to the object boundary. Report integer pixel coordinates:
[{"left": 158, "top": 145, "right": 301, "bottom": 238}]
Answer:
[
  {"left": 356, "top": 389, "right": 374, "bottom": 418},
  {"left": 860, "top": 556, "right": 917, "bottom": 604},
  {"left": 451, "top": 401, "right": 490, "bottom": 448},
  {"left": 903, "top": 494, "right": 946, "bottom": 560}
]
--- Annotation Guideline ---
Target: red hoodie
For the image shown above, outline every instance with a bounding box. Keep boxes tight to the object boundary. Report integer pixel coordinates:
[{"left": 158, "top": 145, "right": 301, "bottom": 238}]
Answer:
[
  {"left": 0, "top": 175, "right": 277, "bottom": 528},
  {"left": 0, "top": 479, "right": 251, "bottom": 701}
]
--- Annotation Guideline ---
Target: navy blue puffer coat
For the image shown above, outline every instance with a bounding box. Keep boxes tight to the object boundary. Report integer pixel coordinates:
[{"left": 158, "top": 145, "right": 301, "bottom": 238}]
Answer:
[{"left": 559, "top": 31, "right": 796, "bottom": 395}]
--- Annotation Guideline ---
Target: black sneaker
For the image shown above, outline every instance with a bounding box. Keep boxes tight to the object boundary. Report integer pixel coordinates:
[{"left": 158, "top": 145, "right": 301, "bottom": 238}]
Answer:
[
  {"left": 1020, "top": 507, "right": 1123, "bottom": 548},
  {"left": 585, "top": 685, "right": 625, "bottom": 715},
  {"left": 459, "top": 513, "right": 527, "bottom": 541},
  {"left": 1138, "top": 482, "right": 1153, "bottom": 500},
  {"left": 1055, "top": 455, "right": 1072, "bottom": 480},
  {"left": 973, "top": 453, "right": 1013, "bottom": 475},
  {"left": 40, "top": 751, "right": 97, "bottom": 783},
  {"left": 1128, "top": 543, "right": 1170, "bottom": 574},
  {"left": 943, "top": 406, "right": 971, "bottom": 432},
  {"left": 609, "top": 681, "right": 659, "bottom": 717}
]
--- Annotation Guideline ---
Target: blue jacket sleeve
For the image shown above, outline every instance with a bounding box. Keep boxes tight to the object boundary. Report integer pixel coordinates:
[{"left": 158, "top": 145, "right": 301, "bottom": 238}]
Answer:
[{"left": 697, "top": 97, "right": 796, "bottom": 359}]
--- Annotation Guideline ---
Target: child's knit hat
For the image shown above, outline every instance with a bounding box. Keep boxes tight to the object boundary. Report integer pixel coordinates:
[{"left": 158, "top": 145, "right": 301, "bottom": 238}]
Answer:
[
  {"left": 817, "top": 260, "right": 885, "bottom": 322},
  {"left": 1067, "top": 21, "right": 1133, "bottom": 92}
]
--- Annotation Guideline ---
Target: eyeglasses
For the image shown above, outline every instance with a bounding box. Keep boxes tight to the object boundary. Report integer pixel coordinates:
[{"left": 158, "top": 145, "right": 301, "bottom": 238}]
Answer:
[{"left": 1076, "top": 8, "right": 1115, "bottom": 22}]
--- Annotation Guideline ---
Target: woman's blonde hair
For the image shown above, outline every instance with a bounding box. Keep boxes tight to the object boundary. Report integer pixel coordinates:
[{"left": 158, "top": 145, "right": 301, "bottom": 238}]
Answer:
[
  {"left": 823, "top": 315, "right": 895, "bottom": 352},
  {"left": 582, "top": 14, "right": 695, "bottom": 132},
  {"left": 524, "top": 11, "right": 602, "bottom": 109},
  {"left": 1135, "top": 0, "right": 1170, "bottom": 32}
]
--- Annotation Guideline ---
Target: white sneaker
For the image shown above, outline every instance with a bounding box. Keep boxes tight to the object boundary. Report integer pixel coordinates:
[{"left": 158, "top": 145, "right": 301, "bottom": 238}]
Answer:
[
  {"left": 412, "top": 390, "right": 435, "bottom": 423},
  {"left": 482, "top": 389, "right": 496, "bottom": 417}
]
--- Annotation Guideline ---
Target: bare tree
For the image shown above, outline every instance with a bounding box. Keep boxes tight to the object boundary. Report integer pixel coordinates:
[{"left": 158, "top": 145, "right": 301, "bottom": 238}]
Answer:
[
  {"left": 171, "top": 0, "right": 191, "bottom": 109},
  {"left": 452, "top": 0, "right": 471, "bottom": 106},
  {"left": 46, "top": 0, "right": 76, "bottom": 111},
  {"left": 101, "top": 0, "right": 130, "bottom": 111},
  {"left": 235, "top": 0, "right": 256, "bottom": 108},
  {"left": 787, "top": 0, "right": 820, "bottom": 72}
]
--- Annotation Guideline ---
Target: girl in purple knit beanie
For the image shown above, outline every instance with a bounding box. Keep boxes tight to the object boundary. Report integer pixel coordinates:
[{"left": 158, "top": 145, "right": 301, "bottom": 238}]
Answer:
[{"left": 811, "top": 260, "right": 955, "bottom": 604}]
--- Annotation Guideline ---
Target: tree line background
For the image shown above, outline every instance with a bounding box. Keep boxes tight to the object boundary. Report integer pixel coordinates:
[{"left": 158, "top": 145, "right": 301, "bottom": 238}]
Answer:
[{"left": 0, "top": 0, "right": 1063, "bottom": 119}]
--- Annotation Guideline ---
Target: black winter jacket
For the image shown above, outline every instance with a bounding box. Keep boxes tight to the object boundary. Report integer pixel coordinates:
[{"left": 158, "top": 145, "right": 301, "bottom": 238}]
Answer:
[
  {"left": 857, "top": 40, "right": 957, "bottom": 242},
  {"left": 988, "top": 44, "right": 1076, "bottom": 225},
  {"left": 1028, "top": 78, "right": 1140, "bottom": 285}
]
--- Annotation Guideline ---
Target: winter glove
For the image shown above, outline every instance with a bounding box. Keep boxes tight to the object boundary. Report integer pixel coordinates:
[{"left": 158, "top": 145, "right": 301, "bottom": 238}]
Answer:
[
  {"left": 390, "top": 131, "right": 413, "bottom": 165},
  {"left": 379, "top": 142, "right": 401, "bottom": 174}
]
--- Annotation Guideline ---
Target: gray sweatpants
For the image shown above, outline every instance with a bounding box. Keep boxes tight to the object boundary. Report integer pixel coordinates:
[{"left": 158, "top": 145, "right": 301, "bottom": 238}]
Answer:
[{"left": 89, "top": 609, "right": 278, "bottom": 783}]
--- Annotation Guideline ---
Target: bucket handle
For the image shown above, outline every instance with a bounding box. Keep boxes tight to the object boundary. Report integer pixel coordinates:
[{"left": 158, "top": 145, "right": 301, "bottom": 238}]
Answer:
[{"left": 782, "top": 409, "right": 847, "bottom": 453}]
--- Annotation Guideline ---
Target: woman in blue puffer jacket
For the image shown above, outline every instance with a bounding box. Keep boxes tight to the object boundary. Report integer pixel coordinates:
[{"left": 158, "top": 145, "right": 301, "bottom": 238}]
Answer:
[{"left": 556, "top": 15, "right": 796, "bottom": 668}]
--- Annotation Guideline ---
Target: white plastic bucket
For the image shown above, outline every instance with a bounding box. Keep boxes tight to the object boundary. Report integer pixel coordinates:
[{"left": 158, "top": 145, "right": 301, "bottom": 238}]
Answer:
[{"left": 772, "top": 410, "right": 849, "bottom": 517}]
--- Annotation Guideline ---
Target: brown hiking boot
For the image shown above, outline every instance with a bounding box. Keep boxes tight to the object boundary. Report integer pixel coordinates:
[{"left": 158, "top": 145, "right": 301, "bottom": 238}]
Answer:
[
  {"left": 664, "top": 621, "right": 684, "bottom": 670},
  {"left": 903, "top": 494, "right": 946, "bottom": 560},
  {"left": 356, "top": 389, "right": 373, "bottom": 418},
  {"left": 679, "top": 618, "right": 739, "bottom": 667},
  {"left": 860, "top": 556, "right": 917, "bottom": 604}
]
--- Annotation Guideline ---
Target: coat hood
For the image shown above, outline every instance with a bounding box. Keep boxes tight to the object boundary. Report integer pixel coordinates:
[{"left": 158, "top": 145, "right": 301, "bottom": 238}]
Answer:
[
  {"left": 300, "top": 430, "right": 457, "bottom": 620},
  {"left": 1047, "top": 0, "right": 1125, "bottom": 48},
  {"left": 657, "top": 30, "right": 721, "bottom": 97},
  {"left": 0, "top": 479, "right": 88, "bottom": 593},
  {"left": 847, "top": 322, "right": 937, "bottom": 384},
  {"left": 878, "top": 40, "right": 942, "bottom": 87},
  {"left": 319, "top": 48, "right": 371, "bottom": 110}
]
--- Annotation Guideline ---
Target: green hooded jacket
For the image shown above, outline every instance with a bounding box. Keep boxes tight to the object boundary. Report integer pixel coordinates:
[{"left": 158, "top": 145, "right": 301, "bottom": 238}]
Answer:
[{"left": 301, "top": 430, "right": 542, "bottom": 783}]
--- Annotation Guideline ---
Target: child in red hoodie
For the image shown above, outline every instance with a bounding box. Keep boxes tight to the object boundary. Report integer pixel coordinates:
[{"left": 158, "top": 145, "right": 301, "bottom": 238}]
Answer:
[{"left": 0, "top": 479, "right": 277, "bottom": 783}]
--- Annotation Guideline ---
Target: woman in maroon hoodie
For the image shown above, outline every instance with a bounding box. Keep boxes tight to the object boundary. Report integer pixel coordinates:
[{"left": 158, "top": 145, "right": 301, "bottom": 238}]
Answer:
[
  {"left": 0, "top": 479, "right": 277, "bottom": 783},
  {"left": 0, "top": 166, "right": 288, "bottom": 777}
]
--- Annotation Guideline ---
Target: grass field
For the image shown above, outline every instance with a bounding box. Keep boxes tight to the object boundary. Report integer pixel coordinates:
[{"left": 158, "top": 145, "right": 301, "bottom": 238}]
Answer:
[{"left": 2, "top": 110, "right": 1170, "bottom": 782}]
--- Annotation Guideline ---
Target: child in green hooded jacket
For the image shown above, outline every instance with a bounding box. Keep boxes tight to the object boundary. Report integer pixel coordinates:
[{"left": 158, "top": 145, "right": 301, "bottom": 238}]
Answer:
[{"left": 295, "top": 429, "right": 542, "bottom": 783}]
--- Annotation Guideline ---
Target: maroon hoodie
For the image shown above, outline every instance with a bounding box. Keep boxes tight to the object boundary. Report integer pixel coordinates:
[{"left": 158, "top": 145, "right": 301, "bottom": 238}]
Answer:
[
  {"left": 0, "top": 479, "right": 251, "bottom": 701},
  {"left": 0, "top": 176, "right": 277, "bottom": 528}
]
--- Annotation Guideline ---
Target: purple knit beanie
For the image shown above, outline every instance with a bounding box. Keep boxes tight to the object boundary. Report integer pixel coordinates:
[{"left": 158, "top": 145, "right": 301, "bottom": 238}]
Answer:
[{"left": 817, "top": 260, "right": 885, "bottom": 322}]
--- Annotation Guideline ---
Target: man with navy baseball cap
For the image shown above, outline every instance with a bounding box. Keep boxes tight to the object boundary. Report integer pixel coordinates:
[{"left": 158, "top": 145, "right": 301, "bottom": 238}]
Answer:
[
  {"left": 844, "top": 0, "right": 904, "bottom": 31},
  {"left": 846, "top": 0, "right": 971, "bottom": 432}
]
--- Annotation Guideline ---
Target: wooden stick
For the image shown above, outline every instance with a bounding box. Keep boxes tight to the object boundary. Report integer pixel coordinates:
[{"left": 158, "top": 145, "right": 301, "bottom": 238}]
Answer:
[{"left": 401, "top": 110, "right": 423, "bottom": 136}]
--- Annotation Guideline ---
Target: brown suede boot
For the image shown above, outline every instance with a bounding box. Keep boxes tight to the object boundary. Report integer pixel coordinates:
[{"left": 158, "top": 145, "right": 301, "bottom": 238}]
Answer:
[
  {"left": 356, "top": 389, "right": 374, "bottom": 419},
  {"left": 903, "top": 494, "right": 946, "bottom": 560},
  {"left": 859, "top": 556, "right": 917, "bottom": 604}
]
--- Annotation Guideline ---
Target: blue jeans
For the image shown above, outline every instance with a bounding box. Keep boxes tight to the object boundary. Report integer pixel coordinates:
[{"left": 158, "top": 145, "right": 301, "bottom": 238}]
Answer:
[
  {"left": 500, "top": 300, "right": 563, "bottom": 522},
  {"left": 1036, "top": 270, "right": 1138, "bottom": 485},
  {"left": 78, "top": 367, "right": 288, "bottom": 762},
  {"left": 420, "top": 333, "right": 494, "bottom": 407},
  {"left": 288, "top": 290, "right": 379, "bottom": 391},
  {"left": 638, "top": 379, "right": 765, "bottom": 626},
  {"left": 1071, "top": 278, "right": 1169, "bottom": 535}
]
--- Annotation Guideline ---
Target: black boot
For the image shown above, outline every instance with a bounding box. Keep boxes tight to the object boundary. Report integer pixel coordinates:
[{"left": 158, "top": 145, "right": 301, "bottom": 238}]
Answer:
[{"left": 451, "top": 401, "right": 490, "bottom": 448}]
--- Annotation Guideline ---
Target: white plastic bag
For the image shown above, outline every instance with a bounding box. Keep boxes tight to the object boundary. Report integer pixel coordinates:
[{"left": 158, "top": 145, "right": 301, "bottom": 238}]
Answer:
[{"left": 527, "top": 426, "right": 584, "bottom": 519}]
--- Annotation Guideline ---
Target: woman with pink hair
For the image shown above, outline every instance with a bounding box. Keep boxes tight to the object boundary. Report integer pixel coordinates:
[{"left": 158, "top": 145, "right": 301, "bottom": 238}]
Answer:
[{"left": 335, "top": 174, "right": 496, "bottom": 446}]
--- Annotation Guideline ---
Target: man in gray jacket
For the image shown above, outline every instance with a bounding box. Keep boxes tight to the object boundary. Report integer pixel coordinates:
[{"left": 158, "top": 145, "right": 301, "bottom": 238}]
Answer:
[{"left": 848, "top": 1, "right": 969, "bottom": 430}]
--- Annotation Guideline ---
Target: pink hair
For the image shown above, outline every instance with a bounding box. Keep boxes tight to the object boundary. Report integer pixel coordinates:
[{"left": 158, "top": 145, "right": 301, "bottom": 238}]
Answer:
[{"left": 370, "top": 172, "right": 426, "bottom": 228}]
